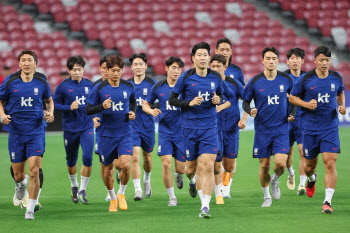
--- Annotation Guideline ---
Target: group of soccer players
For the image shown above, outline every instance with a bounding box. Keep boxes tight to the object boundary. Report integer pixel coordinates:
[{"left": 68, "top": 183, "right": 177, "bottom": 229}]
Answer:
[{"left": 0, "top": 37, "right": 346, "bottom": 220}]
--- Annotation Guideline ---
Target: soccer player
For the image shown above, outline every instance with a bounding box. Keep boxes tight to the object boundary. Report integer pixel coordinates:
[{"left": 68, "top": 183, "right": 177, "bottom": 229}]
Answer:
[
  {"left": 289, "top": 46, "right": 346, "bottom": 214},
  {"left": 53, "top": 55, "right": 94, "bottom": 204},
  {"left": 0, "top": 50, "right": 54, "bottom": 219},
  {"left": 242, "top": 47, "right": 295, "bottom": 207},
  {"left": 86, "top": 55, "right": 136, "bottom": 212},
  {"left": 128, "top": 53, "right": 156, "bottom": 200},
  {"left": 209, "top": 54, "right": 246, "bottom": 204},
  {"left": 284, "top": 48, "right": 307, "bottom": 194},
  {"left": 169, "top": 42, "right": 223, "bottom": 218},
  {"left": 142, "top": 57, "right": 186, "bottom": 206}
]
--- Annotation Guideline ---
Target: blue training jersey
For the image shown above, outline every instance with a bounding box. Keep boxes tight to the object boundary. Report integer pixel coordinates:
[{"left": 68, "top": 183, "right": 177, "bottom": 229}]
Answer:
[
  {"left": 218, "top": 76, "right": 244, "bottom": 132},
  {"left": 146, "top": 79, "right": 180, "bottom": 135},
  {"left": 53, "top": 77, "right": 94, "bottom": 133},
  {"left": 225, "top": 63, "right": 245, "bottom": 87},
  {"left": 93, "top": 78, "right": 105, "bottom": 133},
  {"left": 128, "top": 76, "right": 156, "bottom": 132},
  {"left": 0, "top": 72, "right": 51, "bottom": 135},
  {"left": 290, "top": 69, "right": 345, "bottom": 131},
  {"left": 243, "top": 71, "right": 293, "bottom": 133},
  {"left": 172, "top": 68, "right": 224, "bottom": 129},
  {"left": 87, "top": 79, "right": 135, "bottom": 137}
]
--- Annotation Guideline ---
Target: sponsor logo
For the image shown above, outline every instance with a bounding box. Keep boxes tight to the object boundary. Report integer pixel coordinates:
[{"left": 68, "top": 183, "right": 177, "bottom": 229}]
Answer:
[
  {"left": 127, "top": 150, "right": 131, "bottom": 153},
  {"left": 260, "top": 89, "right": 265, "bottom": 92},
  {"left": 37, "top": 150, "right": 42, "bottom": 153},
  {"left": 283, "top": 149, "right": 288, "bottom": 151},
  {"left": 136, "top": 97, "right": 143, "bottom": 106},
  {"left": 105, "top": 94, "right": 111, "bottom": 97},
  {"left": 311, "top": 87, "right": 317, "bottom": 90},
  {"left": 198, "top": 91, "right": 210, "bottom": 101},
  {"left": 160, "top": 93, "right": 166, "bottom": 96},
  {"left": 166, "top": 101, "right": 177, "bottom": 110},
  {"left": 213, "top": 149, "right": 218, "bottom": 151},
  {"left": 231, "top": 153, "right": 236, "bottom": 156},
  {"left": 21, "top": 97, "right": 33, "bottom": 107},
  {"left": 69, "top": 89, "right": 74, "bottom": 92},
  {"left": 76, "top": 96, "right": 86, "bottom": 105},
  {"left": 89, "top": 132, "right": 93, "bottom": 134},
  {"left": 333, "top": 147, "right": 338, "bottom": 150},
  {"left": 268, "top": 95, "right": 279, "bottom": 105},
  {"left": 14, "top": 89, "right": 20, "bottom": 92},
  {"left": 318, "top": 93, "right": 330, "bottom": 103},
  {"left": 191, "top": 84, "right": 197, "bottom": 86},
  {"left": 112, "top": 101, "right": 124, "bottom": 111}
]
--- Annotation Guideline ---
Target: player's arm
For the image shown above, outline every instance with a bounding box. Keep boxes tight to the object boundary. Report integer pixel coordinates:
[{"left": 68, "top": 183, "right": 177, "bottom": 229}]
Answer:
[
  {"left": 44, "top": 97, "right": 54, "bottom": 122},
  {"left": 128, "top": 94, "right": 136, "bottom": 120},
  {"left": 169, "top": 91, "right": 203, "bottom": 107},
  {"left": 0, "top": 100, "right": 11, "bottom": 125},
  {"left": 242, "top": 80, "right": 257, "bottom": 117},
  {"left": 86, "top": 98, "right": 111, "bottom": 115},
  {"left": 337, "top": 91, "right": 346, "bottom": 115},
  {"left": 142, "top": 100, "right": 161, "bottom": 117},
  {"left": 289, "top": 95, "right": 317, "bottom": 110}
]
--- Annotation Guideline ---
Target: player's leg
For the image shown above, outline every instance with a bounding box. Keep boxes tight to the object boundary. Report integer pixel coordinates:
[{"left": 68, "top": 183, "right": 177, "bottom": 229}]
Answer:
[
  {"left": 25, "top": 155, "right": 41, "bottom": 219},
  {"left": 78, "top": 129, "right": 94, "bottom": 204},
  {"left": 113, "top": 158, "right": 121, "bottom": 184},
  {"left": 95, "top": 132, "right": 110, "bottom": 201},
  {"left": 259, "top": 157, "right": 272, "bottom": 207},
  {"left": 214, "top": 160, "right": 224, "bottom": 204},
  {"left": 64, "top": 132, "right": 80, "bottom": 203},
  {"left": 196, "top": 163, "right": 202, "bottom": 199},
  {"left": 303, "top": 130, "right": 319, "bottom": 198},
  {"left": 161, "top": 155, "right": 177, "bottom": 205},
  {"left": 286, "top": 129, "right": 296, "bottom": 190},
  {"left": 186, "top": 159, "right": 198, "bottom": 198},
  {"left": 10, "top": 164, "right": 28, "bottom": 207},
  {"left": 140, "top": 131, "right": 155, "bottom": 198},
  {"left": 131, "top": 131, "right": 142, "bottom": 200},
  {"left": 173, "top": 137, "right": 186, "bottom": 192},
  {"left": 297, "top": 143, "right": 307, "bottom": 195}
]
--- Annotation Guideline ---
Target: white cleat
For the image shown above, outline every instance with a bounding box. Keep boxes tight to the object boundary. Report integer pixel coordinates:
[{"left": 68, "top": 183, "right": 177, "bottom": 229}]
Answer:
[
  {"left": 13, "top": 193, "right": 22, "bottom": 207},
  {"left": 287, "top": 174, "right": 295, "bottom": 190},
  {"left": 20, "top": 193, "right": 29, "bottom": 209},
  {"left": 221, "top": 187, "right": 231, "bottom": 199},
  {"left": 168, "top": 197, "right": 178, "bottom": 206},
  {"left": 271, "top": 181, "right": 281, "bottom": 200},
  {"left": 15, "top": 184, "right": 27, "bottom": 200},
  {"left": 105, "top": 192, "right": 111, "bottom": 201},
  {"left": 143, "top": 180, "right": 152, "bottom": 198},
  {"left": 25, "top": 211, "right": 35, "bottom": 220},
  {"left": 134, "top": 190, "right": 143, "bottom": 201},
  {"left": 261, "top": 198, "right": 272, "bottom": 207},
  {"left": 297, "top": 185, "right": 306, "bottom": 196}
]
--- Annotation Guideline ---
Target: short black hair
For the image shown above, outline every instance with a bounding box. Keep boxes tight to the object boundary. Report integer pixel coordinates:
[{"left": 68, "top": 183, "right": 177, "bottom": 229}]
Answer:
[
  {"left": 314, "top": 46, "right": 331, "bottom": 58},
  {"left": 191, "top": 42, "right": 210, "bottom": 57},
  {"left": 210, "top": 54, "right": 226, "bottom": 65},
  {"left": 262, "top": 47, "right": 279, "bottom": 58},
  {"left": 165, "top": 57, "right": 184, "bottom": 68},
  {"left": 129, "top": 53, "right": 147, "bottom": 64},
  {"left": 106, "top": 55, "right": 124, "bottom": 69},
  {"left": 18, "top": 50, "right": 38, "bottom": 64},
  {"left": 67, "top": 55, "right": 86, "bottom": 70},
  {"left": 287, "top": 48, "right": 305, "bottom": 59},
  {"left": 216, "top": 38, "right": 232, "bottom": 49},
  {"left": 100, "top": 56, "right": 108, "bottom": 67}
]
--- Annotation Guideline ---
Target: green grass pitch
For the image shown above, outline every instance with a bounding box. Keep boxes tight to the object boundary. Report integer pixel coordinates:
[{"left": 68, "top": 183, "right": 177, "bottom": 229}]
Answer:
[{"left": 1, "top": 128, "right": 350, "bottom": 233}]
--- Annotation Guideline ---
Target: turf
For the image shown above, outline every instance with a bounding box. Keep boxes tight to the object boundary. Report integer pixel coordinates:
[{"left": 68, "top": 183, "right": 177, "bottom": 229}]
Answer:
[{"left": 1, "top": 128, "right": 350, "bottom": 233}]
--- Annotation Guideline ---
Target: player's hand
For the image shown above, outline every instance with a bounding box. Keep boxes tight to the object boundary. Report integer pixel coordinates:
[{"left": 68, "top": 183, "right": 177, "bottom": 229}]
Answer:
[
  {"left": 1, "top": 114, "right": 11, "bottom": 125},
  {"left": 211, "top": 92, "right": 220, "bottom": 105},
  {"left": 216, "top": 105, "right": 223, "bottom": 113},
  {"left": 70, "top": 100, "right": 79, "bottom": 110},
  {"left": 93, "top": 117, "right": 100, "bottom": 128},
  {"left": 151, "top": 108, "right": 162, "bottom": 117},
  {"left": 103, "top": 97, "right": 112, "bottom": 109},
  {"left": 338, "top": 105, "right": 346, "bottom": 115},
  {"left": 307, "top": 99, "right": 317, "bottom": 110},
  {"left": 129, "top": 111, "right": 136, "bottom": 120},
  {"left": 250, "top": 108, "right": 257, "bottom": 117},
  {"left": 288, "top": 115, "right": 295, "bottom": 123},
  {"left": 189, "top": 96, "right": 203, "bottom": 106},
  {"left": 44, "top": 111, "right": 54, "bottom": 123},
  {"left": 238, "top": 119, "right": 246, "bottom": 129}
]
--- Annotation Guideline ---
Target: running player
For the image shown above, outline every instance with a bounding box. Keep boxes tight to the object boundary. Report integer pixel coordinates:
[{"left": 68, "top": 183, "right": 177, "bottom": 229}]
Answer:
[
  {"left": 142, "top": 56, "right": 186, "bottom": 206},
  {"left": 0, "top": 50, "right": 54, "bottom": 219},
  {"left": 53, "top": 55, "right": 94, "bottom": 204},
  {"left": 169, "top": 42, "right": 223, "bottom": 218},
  {"left": 289, "top": 46, "right": 346, "bottom": 214},
  {"left": 86, "top": 55, "right": 136, "bottom": 212},
  {"left": 128, "top": 53, "right": 156, "bottom": 200},
  {"left": 242, "top": 47, "right": 295, "bottom": 207},
  {"left": 284, "top": 48, "right": 307, "bottom": 194}
]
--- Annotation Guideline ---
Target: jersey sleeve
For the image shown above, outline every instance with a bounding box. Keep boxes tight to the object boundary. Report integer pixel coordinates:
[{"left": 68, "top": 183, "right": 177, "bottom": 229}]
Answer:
[
  {"left": 87, "top": 84, "right": 99, "bottom": 106},
  {"left": 222, "top": 81, "right": 235, "bottom": 104},
  {"left": 145, "top": 83, "right": 158, "bottom": 104},
  {"left": 237, "top": 69, "right": 246, "bottom": 86},
  {"left": 336, "top": 73, "right": 345, "bottom": 95},
  {"left": 172, "top": 73, "right": 185, "bottom": 95},
  {"left": 235, "top": 80, "right": 244, "bottom": 99},
  {"left": 0, "top": 78, "right": 9, "bottom": 101},
  {"left": 43, "top": 81, "right": 52, "bottom": 99},
  {"left": 290, "top": 75, "right": 303, "bottom": 97},
  {"left": 243, "top": 78, "right": 254, "bottom": 102},
  {"left": 216, "top": 78, "right": 224, "bottom": 96},
  {"left": 53, "top": 83, "right": 71, "bottom": 111}
]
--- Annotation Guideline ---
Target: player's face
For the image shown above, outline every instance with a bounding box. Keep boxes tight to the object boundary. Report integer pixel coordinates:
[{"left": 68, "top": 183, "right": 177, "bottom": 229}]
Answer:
[
  {"left": 99, "top": 62, "right": 108, "bottom": 79},
  {"left": 166, "top": 62, "right": 182, "bottom": 81},
  {"left": 19, "top": 54, "right": 37, "bottom": 75},
  {"left": 314, "top": 54, "right": 331, "bottom": 73},
  {"left": 69, "top": 64, "right": 84, "bottom": 81},
  {"left": 210, "top": 60, "right": 226, "bottom": 75},
  {"left": 262, "top": 51, "right": 279, "bottom": 71},
  {"left": 192, "top": 49, "right": 210, "bottom": 70},
  {"left": 287, "top": 54, "right": 304, "bottom": 71},
  {"left": 215, "top": 43, "right": 232, "bottom": 64},
  {"left": 108, "top": 65, "right": 123, "bottom": 82},
  {"left": 131, "top": 58, "right": 147, "bottom": 77}
]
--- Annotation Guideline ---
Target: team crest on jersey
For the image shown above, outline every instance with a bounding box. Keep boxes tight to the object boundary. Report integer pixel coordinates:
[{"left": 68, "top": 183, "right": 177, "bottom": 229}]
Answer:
[
  {"left": 85, "top": 87, "right": 89, "bottom": 94},
  {"left": 211, "top": 82, "right": 215, "bottom": 90},
  {"left": 11, "top": 152, "right": 15, "bottom": 160},
  {"left": 254, "top": 148, "right": 258, "bottom": 156},
  {"left": 331, "top": 83, "right": 335, "bottom": 91},
  {"left": 305, "top": 149, "right": 308, "bottom": 156},
  {"left": 123, "top": 91, "right": 127, "bottom": 99},
  {"left": 34, "top": 88, "right": 38, "bottom": 95},
  {"left": 158, "top": 145, "right": 161, "bottom": 153},
  {"left": 143, "top": 88, "right": 148, "bottom": 96},
  {"left": 230, "top": 74, "right": 234, "bottom": 79},
  {"left": 279, "top": 85, "right": 284, "bottom": 92},
  {"left": 186, "top": 150, "right": 190, "bottom": 157}
]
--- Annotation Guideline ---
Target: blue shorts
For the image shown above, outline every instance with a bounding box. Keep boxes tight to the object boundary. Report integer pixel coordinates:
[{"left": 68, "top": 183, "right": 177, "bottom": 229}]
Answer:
[
  {"left": 95, "top": 131, "right": 100, "bottom": 155},
  {"left": 222, "top": 130, "right": 239, "bottom": 159},
  {"left": 99, "top": 133, "right": 133, "bottom": 165},
  {"left": 289, "top": 124, "right": 303, "bottom": 147},
  {"left": 253, "top": 131, "right": 289, "bottom": 158},
  {"left": 9, "top": 133, "right": 45, "bottom": 163},
  {"left": 183, "top": 127, "right": 220, "bottom": 161},
  {"left": 64, "top": 128, "right": 94, "bottom": 167},
  {"left": 133, "top": 130, "right": 155, "bottom": 152},
  {"left": 303, "top": 128, "right": 340, "bottom": 160},
  {"left": 216, "top": 131, "right": 223, "bottom": 162},
  {"left": 157, "top": 133, "right": 186, "bottom": 162}
]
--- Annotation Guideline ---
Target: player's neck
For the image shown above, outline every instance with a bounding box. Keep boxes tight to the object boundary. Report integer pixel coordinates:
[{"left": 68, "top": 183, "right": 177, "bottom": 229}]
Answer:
[
  {"left": 134, "top": 74, "right": 145, "bottom": 84},
  {"left": 167, "top": 77, "right": 176, "bottom": 87},
  {"left": 20, "top": 71, "right": 34, "bottom": 82},
  {"left": 315, "top": 68, "right": 329, "bottom": 79},
  {"left": 195, "top": 67, "right": 207, "bottom": 77},
  {"left": 72, "top": 77, "right": 83, "bottom": 83},
  {"left": 263, "top": 69, "right": 277, "bottom": 80},
  {"left": 221, "top": 73, "right": 226, "bottom": 80},
  {"left": 290, "top": 69, "right": 301, "bottom": 77},
  {"left": 102, "top": 77, "right": 108, "bottom": 81},
  {"left": 108, "top": 78, "right": 120, "bottom": 87}
]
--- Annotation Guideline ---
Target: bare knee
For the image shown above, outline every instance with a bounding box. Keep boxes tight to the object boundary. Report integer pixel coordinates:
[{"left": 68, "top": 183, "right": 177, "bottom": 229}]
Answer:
[
  {"left": 162, "top": 160, "right": 171, "bottom": 172},
  {"left": 324, "top": 159, "right": 336, "bottom": 171},
  {"left": 175, "top": 163, "right": 185, "bottom": 174}
]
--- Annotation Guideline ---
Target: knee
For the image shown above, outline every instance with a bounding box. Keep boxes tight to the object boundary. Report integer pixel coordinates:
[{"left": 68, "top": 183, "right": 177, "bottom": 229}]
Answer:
[
  {"left": 144, "top": 154, "right": 152, "bottom": 163},
  {"left": 175, "top": 165, "right": 185, "bottom": 174},
  {"left": 186, "top": 166, "right": 196, "bottom": 176},
  {"left": 83, "top": 157, "right": 93, "bottom": 167},
  {"left": 275, "top": 160, "right": 286, "bottom": 169},
  {"left": 132, "top": 155, "right": 140, "bottom": 163},
  {"left": 120, "top": 163, "right": 130, "bottom": 173},
  {"left": 224, "top": 163, "right": 234, "bottom": 173},
  {"left": 29, "top": 166, "right": 39, "bottom": 178},
  {"left": 162, "top": 161, "right": 171, "bottom": 172},
  {"left": 304, "top": 163, "right": 315, "bottom": 174},
  {"left": 202, "top": 161, "right": 214, "bottom": 174},
  {"left": 14, "top": 172, "right": 26, "bottom": 183},
  {"left": 324, "top": 159, "right": 336, "bottom": 171}
]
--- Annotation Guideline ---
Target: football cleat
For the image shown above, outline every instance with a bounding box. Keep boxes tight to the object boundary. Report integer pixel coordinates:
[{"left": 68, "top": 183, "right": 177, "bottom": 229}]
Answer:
[
  {"left": 134, "top": 190, "right": 143, "bottom": 201},
  {"left": 287, "top": 174, "right": 295, "bottom": 190},
  {"left": 221, "top": 186, "right": 231, "bottom": 199},
  {"left": 109, "top": 199, "right": 118, "bottom": 212},
  {"left": 271, "top": 181, "right": 281, "bottom": 200},
  {"left": 13, "top": 193, "right": 22, "bottom": 207},
  {"left": 105, "top": 192, "right": 111, "bottom": 201},
  {"left": 78, "top": 190, "right": 88, "bottom": 204},
  {"left": 168, "top": 197, "right": 178, "bottom": 206},
  {"left": 25, "top": 211, "right": 35, "bottom": 220},
  {"left": 261, "top": 198, "right": 272, "bottom": 207},
  {"left": 143, "top": 180, "right": 152, "bottom": 198},
  {"left": 297, "top": 185, "right": 306, "bottom": 196},
  {"left": 175, "top": 174, "right": 184, "bottom": 189},
  {"left": 322, "top": 201, "right": 333, "bottom": 214},
  {"left": 189, "top": 183, "right": 197, "bottom": 198},
  {"left": 20, "top": 193, "right": 29, "bottom": 209},
  {"left": 306, "top": 174, "right": 317, "bottom": 198},
  {"left": 216, "top": 196, "right": 224, "bottom": 204},
  {"left": 71, "top": 187, "right": 79, "bottom": 203},
  {"left": 199, "top": 207, "right": 211, "bottom": 219},
  {"left": 222, "top": 171, "right": 230, "bottom": 186},
  {"left": 15, "top": 184, "right": 27, "bottom": 200},
  {"left": 34, "top": 202, "right": 41, "bottom": 212},
  {"left": 117, "top": 194, "right": 127, "bottom": 210}
]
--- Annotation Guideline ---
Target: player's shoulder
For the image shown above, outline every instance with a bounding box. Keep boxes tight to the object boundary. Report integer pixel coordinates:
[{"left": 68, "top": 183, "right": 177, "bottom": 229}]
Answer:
[
  {"left": 229, "top": 63, "right": 243, "bottom": 73},
  {"left": 225, "top": 76, "right": 240, "bottom": 90},
  {"left": 277, "top": 71, "right": 293, "bottom": 84},
  {"left": 329, "top": 70, "right": 342, "bottom": 81},
  {"left": 249, "top": 72, "right": 264, "bottom": 87},
  {"left": 300, "top": 69, "right": 317, "bottom": 86},
  {"left": 97, "top": 79, "right": 110, "bottom": 92},
  {"left": 127, "top": 77, "right": 134, "bottom": 83},
  {"left": 152, "top": 79, "right": 167, "bottom": 92},
  {"left": 34, "top": 71, "right": 48, "bottom": 81},
  {"left": 93, "top": 78, "right": 103, "bottom": 86},
  {"left": 56, "top": 77, "right": 71, "bottom": 89},
  {"left": 183, "top": 68, "right": 196, "bottom": 80},
  {"left": 209, "top": 69, "right": 222, "bottom": 80},
  {"left": 121, "top": 79, "right": 134, "bottom": 90},
  {"left": 144, "top": 76, "right": 156, "bottom": 85}
]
